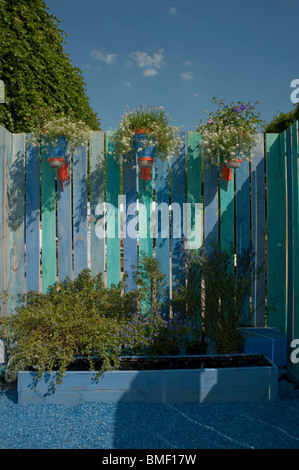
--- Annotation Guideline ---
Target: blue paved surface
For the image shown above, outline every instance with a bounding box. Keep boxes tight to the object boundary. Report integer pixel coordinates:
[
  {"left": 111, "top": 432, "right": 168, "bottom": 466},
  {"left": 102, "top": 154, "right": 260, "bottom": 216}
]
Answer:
[{"left": 0, "top": 377, "right": 298, "bottom": 449}]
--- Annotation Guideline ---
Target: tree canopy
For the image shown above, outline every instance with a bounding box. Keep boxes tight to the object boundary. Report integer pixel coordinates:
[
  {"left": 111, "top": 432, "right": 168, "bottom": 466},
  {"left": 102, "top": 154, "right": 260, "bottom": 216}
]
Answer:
[
  {"left": 265, "top": 103, "right": 299, "bottom": 134},
  {"left": 0, "top": 0, "right": 100, "bottom": 133}
]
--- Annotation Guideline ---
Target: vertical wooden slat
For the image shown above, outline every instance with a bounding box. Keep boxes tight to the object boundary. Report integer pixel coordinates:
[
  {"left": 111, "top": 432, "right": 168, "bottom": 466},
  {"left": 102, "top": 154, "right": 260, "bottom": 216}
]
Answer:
[
  {"left": 41, "top": 142, "right": 56, "bottom": 292},
  {"left": 155, "top": 156, "right": 170, "bottom": 310},
  {"left": 286, "top": 126, "right": 294, "bottom": 353},
  {"left": 25, "top": 136, "right": 40, "bottom": 292},
  {"left": 5, "top": 132, "right": 25, "bottom": 314},
  {"left": 171, "top": 135, "right": 186, "bottom": 293},
  {"left": 250, "top": 134, "right": 266, "bottom": 326},
  {"left": 291, "top": 121, "right": 299, "bottom": 376},
  {"left": 266, "top": 132, "right": 287, "bottom": 334},
  {"left": 186, "top": 132, "right": 203, "bottom": 250},
  {"left": 204, "top": 164, "right": 219, "bottom": 252},
  {"left": 89, "top": 131, "right": 105, "bottom": 278},
  {"left": 236, "top": 158, "right": 251, "bottom": 324},
  {"left": 123, "top": 153, "right": 137, "bottom": 292},
  {"left": 73, "top": 143, "right": 88, "bottom": 279},
  {"left": 106, "top": 131, "right": 121, "bottom": 287},
  {"left": 220, "top": 169, "right": 235, "bottom": 253},
  {"left": 0, "top": 127, "right": 7, "bottom": 315},
  {"left": 57, "top": 137, "right": 72, "bottom": 283}
]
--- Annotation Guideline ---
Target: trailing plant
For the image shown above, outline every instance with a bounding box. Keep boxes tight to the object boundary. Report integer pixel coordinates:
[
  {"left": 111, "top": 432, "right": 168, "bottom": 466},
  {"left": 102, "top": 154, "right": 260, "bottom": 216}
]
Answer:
[
  {"left": 1, "top": 269, "right": 139, "bottom": 383},
  {"left": 110, "top": 105, "right": 184, "bottom": 165},
  {"left": 28, "top": 107, "right": 92, "bottom": 152},
  {"left": 196, "top": 97, "right": 264, "bottom": 167}
]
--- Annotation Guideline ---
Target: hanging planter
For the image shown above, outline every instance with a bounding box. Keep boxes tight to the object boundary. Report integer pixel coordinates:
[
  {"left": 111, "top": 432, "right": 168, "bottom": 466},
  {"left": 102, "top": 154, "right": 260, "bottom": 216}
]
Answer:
[
  {"left": 111, "top": 105, "right": 184, "bottom": 176},
  {"left": 225, "top": 159, "right": 242, "bottom": 169},
  {"left": 222, "top": 158, "right": 243, "bottom": 183},
  {"left": 133, "top": 129, "right": 155, "bottom": 181}
]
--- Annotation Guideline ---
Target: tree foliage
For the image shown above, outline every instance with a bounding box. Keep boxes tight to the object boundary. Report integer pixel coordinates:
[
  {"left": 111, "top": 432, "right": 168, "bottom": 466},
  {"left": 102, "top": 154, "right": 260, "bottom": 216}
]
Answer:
[
  {"left": 0, "top": 0, "right": 100, "bottom": 133},
  {"left": 265, "top": 103, "right": 299, "bottom": 133}
]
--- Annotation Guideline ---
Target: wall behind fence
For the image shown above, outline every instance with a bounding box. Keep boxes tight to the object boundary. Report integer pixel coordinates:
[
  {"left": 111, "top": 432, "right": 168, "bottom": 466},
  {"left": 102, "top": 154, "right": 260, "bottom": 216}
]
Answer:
[{"left": 1, "top": 124, "right": 297, "bottom": 343}]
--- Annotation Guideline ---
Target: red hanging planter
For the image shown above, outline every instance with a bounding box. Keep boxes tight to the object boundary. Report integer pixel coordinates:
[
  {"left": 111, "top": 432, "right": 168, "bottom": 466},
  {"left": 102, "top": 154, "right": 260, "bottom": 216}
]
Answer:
[
  {"left": 133, "top": 129, "right": 155, "bottom": 181},
  {"left": 47, "top": 157, "right": 65, "bottom": 169},
  {"left": 222, "top": 159, "right": 242, "bottom": 183},
  {"left": 58, "top": 163, "right": 69, "bottom": 191}
]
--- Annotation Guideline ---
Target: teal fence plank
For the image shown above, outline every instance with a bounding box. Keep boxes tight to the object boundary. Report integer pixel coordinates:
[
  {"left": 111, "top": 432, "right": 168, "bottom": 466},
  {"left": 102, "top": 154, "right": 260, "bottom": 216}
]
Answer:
[
  {"left": 204, "top": 164, "right": 219, "bottom": 252},
  {"left": 171, "top": 136, "right": 186, "bottom": 293},
  {"left": 41, "top": 142, "right": 57, "bottom": 293},
  {"left": 123, "top": 152, "right": 137, "bottom": 292},
  {"left": 220, "top": 167, "right": 235, "bottom": 253},
  {"left": 251, "top": 134, "right": 266, "bottom": 326},
  {"left": 73, "top": 144, "right": 88, "bottom": 279},
  {"left": 90, "top": 131, "right": 105, "bottom": 278},
  {"left": 236, "top": 157, "right": 251, "bottom": 325},
  {"left": 155, "top": 156, "right": 170, "bottom": 310},
  {"left": 186, "top": 132, "right": 203, "bottom": 250},
  {"left": 266, "top": 132, "right": 287, "bottom": 334},
  {"left": 0, "top": 127, "right": 7, "bottom": 316},
  {"left": 5, "top": 132, "right": 25, "bottom": 315},
  {"left": 57, "top": 137, "right": 72, "bottom": 283},
  {"left": 286, "top": 127, "right": 294, "bottom": 357},
  {"left": 25, "top": 136, "right": 40, "bottom": 292},
  {"left": 291, "top": 121, "right": 299, "bottom": 376},
  {"left": 106, "top": 131, "right": 121, "bottom": 287}
]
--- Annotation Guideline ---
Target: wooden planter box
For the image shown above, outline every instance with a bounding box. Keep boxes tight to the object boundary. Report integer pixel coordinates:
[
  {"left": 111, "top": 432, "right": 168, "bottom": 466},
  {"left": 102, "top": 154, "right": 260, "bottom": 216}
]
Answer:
[{"left": 17, "top": 354, "right": 278, "bottom": 405}]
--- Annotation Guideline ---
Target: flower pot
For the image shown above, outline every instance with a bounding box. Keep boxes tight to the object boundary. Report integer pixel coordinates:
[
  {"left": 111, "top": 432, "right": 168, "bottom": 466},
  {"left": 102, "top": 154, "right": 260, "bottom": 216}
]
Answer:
[
  {"left": 47, "top": 157, "right": 65, "bottom": 169},
  {"left": 225, "top": 159, "right": 242, "bottom": 169},
  {"left": 133, "top": 131, "right": 156, "bottom": 181}
]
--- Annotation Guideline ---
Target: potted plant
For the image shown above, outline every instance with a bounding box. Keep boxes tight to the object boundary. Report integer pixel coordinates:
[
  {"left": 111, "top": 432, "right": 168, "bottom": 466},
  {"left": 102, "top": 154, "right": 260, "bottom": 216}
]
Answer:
[
  {"left": 110, "top": 105, "right": 183, "bottom": 180},
  {"left": 29, "top": 107, "right": 91, "bottom": 169},
  {"left": 196, "top": 97, "right": 264, "bottom": 181}
]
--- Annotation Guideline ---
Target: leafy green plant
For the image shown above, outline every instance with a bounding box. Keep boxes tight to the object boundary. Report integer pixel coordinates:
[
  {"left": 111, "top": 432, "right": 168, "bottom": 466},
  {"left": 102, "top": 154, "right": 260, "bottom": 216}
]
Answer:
[
  {"left": 110, "top": 105, "right": 183, "bottom": 165},
  {"left": 197, "top": 97, "right": 264, "bottom": 167},
  {"left": 1, "top": 269, "right": 139, "bottom": 382}
]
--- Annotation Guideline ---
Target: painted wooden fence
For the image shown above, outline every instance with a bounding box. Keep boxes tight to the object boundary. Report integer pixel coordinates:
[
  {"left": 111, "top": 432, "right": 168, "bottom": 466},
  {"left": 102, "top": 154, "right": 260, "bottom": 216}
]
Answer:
[{"left": 0, "top": 124, "right": 298, "bottom": 378}]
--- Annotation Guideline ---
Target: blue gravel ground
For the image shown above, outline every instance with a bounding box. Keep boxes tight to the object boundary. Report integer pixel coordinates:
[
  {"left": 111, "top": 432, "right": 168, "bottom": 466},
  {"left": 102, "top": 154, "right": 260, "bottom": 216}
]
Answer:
[{"left": 0, "top": 377, "right": 298, "bottom": 450}]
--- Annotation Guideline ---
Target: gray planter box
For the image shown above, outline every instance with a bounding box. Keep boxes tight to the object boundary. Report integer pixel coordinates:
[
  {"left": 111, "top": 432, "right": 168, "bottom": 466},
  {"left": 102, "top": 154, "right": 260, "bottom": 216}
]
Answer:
[{"left": 17, "top": 354, "right": 278, "bottom": 405}]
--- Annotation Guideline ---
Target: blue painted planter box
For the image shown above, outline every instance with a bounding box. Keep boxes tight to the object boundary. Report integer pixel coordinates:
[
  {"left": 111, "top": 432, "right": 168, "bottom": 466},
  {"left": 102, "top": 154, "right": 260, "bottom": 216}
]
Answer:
[
  {"left": 17, "top": 354, "right": 278, "bottom": 405},
  {"left": 239, "top": 327, "right": 287, "bottom": 367}
]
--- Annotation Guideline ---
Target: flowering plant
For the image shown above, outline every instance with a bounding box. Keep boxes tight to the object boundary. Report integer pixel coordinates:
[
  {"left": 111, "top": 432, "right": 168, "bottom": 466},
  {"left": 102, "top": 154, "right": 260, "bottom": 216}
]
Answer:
[
  {"left": 29, "top": 107, "right": 91, "bottom": 152},
  {"left": 111, "top": 105, "right": 184, "bottom": 163},
  {"left": 196, "top": 98, "right": 264, "bottom": 167}
]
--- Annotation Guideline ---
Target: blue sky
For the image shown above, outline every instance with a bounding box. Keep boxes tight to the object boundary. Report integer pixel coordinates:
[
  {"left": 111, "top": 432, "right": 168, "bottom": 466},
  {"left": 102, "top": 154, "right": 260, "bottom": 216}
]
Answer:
[{"left": 46, "top": 0, "right": 299, "bottom": 132}]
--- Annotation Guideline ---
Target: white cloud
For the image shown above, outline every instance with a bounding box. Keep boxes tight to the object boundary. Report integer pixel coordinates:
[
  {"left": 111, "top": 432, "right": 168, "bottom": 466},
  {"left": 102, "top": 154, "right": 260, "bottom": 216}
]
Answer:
[
  {"left": 170, "top": 7, "right": 177, "bottom": 15},
  {"left": 129, "top": 49, "right": 165, "bottom": 74},
  {"left": 181, "top": 71, "right": 194, "bottom": 80},
  {"left": 125, "top": 81, "right": 132, "bottom": 87},
  {"left": 90, "top": 50, "right": 117, "bottom": 64},
  {"left": 143, "top": 69, "right": 158, "bottom": 77},
  {"left": 193, "top": 93, "right": 200, "bottom": 98}
]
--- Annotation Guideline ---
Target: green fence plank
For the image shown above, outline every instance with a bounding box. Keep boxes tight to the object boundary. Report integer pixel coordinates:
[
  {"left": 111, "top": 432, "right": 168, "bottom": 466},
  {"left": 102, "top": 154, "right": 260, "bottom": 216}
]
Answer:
[
  {"left": 73, "top": 144, "right": 88, "bottom": 279},
  {"left": 186, "top": 132, "right": 203, "bottom": 250},
  {"left": 204, "top": 164, "right": 219, "bottom": 252},
  {"left": 90, "top": 131, "right": 105, "bottom": 278},
  {"left": 266, "top": 132, "right": 287, "bottom": 335},
  {"left": 250, "top": 134, "right": 266, "bottom": 326},
  {"left": 220, "top": 166, "right": 235, "bottom": 253},
  {"left": 155, "top": 155, "right": 170, "bottom": 311},
  {"left": 25, "top": 137, "right": 40, "bottom": 293},
  {"left": 106, "top": 131, "right": 121, "bottom": 287},
  {"left": 5, "top": 132, "right": 25, "bottom": 315},
  {"left": 57, "top": 137, "right": 72, "bottom": 283},
  {"left": 41, "top": 142, "right": 57, "bottom": 293},
  {"left": 123, "top": 153, "right": 137, "bottom": 292}
]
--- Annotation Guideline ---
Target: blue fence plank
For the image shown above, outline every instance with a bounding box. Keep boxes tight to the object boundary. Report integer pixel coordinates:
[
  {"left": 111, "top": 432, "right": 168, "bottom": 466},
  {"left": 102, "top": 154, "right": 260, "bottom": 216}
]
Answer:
[
  {"left": 106, "top": 131, "right": 121, "bottom": 287},
  {"left": 186, "top": 132, "right": 203, "bottom": 250},
  {"left": 171, "top": 136, "right": 186, "bottom": 293},
  {"left": 204, "top": 164, "right": 219, "bottom": 252},
  {"left": 57, "top": 137, "right": 72, "bottom": 283},
  {"left": 123, "top": 152, "right": 137, "bottom": 292},
  {"left": 73, "top": 143, "right": 88, "bottom": 279},
  {"left": 25, "top": 136, "right": 40, "bottom": 292},
  {"left": 0, "top": 127, "right": 7, "bottom": 316},
  {"left": 90, "top": 131, "right": 105, "bottom": 278},
  {"left": 5, "top": 132, "right": 25, "bottom": 315},
  {"left": 220, "top": 168, "right": 235, "bottom": 253},
  {"left": 155, "top": 156, "right": 170, "bottom": 310}
]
